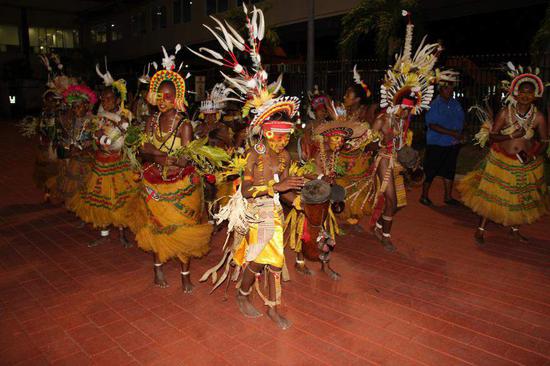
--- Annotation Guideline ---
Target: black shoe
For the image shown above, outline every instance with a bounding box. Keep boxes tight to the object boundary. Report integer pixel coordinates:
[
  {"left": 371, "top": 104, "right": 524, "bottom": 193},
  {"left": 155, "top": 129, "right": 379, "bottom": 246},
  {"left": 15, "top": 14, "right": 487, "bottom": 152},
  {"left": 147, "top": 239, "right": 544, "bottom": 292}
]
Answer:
[
  {"left": 445, "top": 198, "right": 461, "bottom": 206},
  {"left": 419, "top": 197, "right": 433, "bottom": 206}
]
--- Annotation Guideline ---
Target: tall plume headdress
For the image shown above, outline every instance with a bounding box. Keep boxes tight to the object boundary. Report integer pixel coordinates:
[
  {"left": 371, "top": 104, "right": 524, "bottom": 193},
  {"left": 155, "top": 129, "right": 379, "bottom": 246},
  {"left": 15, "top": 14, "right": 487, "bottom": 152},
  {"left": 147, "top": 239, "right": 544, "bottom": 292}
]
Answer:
[
  {"left": 147, "top": 44, "right": 188, "bottom": 112},
  {"left": 187, "top": 4, "right": 300, "bottom": 140},
  {"left": 96, "top": 57, "right": 128, "bottom": 109},
  {"left": 380, "top": 10, "right": 440, "bottom": 115}
]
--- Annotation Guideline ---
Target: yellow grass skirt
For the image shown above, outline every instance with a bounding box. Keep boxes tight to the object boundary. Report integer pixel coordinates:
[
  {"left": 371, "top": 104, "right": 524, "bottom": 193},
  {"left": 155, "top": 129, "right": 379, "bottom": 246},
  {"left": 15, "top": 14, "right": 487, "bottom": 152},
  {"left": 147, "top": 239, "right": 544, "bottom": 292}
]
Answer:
[
  {"left": 335, "top": 149, "right": 372, "bottom": 223},
  {"left": 46, "top": 154, "right": 92, "bottom": 205},
  {"left": 67, "top": 152, "right": 144, "bottom": 232},
  {"left": 136, "top": 167, "right": 212, "bottom": 263},
  {"left": 458, "top": 148, "right": 549, "bottom": 226}
]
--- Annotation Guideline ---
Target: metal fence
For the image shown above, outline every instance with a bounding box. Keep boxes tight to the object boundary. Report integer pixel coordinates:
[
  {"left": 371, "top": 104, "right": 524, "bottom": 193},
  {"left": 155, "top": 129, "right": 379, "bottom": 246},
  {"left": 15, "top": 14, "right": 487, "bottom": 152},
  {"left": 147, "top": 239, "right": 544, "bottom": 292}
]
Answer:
[{"left": 203, "top": 53, "right": 550, "bottom": 141}]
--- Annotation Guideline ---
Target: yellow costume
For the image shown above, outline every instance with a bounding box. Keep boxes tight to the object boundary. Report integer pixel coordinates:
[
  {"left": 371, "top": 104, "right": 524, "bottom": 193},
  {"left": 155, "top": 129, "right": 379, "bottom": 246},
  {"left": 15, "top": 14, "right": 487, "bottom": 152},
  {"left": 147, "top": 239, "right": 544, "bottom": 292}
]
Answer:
[
  {"left": 335, "top": 147, "right": 373, "bottom": 223},
  {"left": 136, "top": 132, "right": 212, "bottom": 263},
  {"left": 233, "top": 196, "right": 285, "bottom": 268},
  {"left": 458, "top": 147, "right": 549, "bottom": 226},
  {"left": 46, "top": 153, "right": 92, "bottom": 205},
  {"left": 67, "top": 149, "right": 143, "bottom": 233}
]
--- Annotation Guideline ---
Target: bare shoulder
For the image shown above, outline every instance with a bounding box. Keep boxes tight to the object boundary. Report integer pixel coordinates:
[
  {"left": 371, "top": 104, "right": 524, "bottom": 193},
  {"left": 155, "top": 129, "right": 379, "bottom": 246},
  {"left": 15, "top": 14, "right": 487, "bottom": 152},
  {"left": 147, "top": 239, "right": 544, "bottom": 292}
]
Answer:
[{"left": 535, "top": 109, "right": 547, "bottom": 124}]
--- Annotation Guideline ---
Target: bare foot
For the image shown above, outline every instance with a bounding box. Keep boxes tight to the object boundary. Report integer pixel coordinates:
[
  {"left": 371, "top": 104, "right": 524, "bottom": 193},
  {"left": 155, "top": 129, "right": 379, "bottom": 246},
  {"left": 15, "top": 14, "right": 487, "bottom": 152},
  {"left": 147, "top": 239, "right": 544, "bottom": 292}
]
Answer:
[
  {"left": 352, "top": 224, "right": 365, "bottom": 234},
  {"left": 88, "top": 236, "right": 109, "bottom": 248},
  {"left": 474, "top": 228, "right": 485, "bottom": 246},
  {"left": 236, "top": 291, "right": 262, "bottom": 318},
  {"left": 321, "top": 261, "right": 341, "bottom": 281},
  {"left": 510, "top": 229, "right": 529, "bottom": 243},
  {"left": 181, "top": 273, "right": 194, "bottom": 293},
  {"left": 119, "top": 231, "right": 132, "bottom": 248},
  {"left": 295, "top": 262, "right": 314, "bottom": 276},
  {"left": 154, "top": 266, "right": 169, "bottom": 288},
  {"left": 381, "top": 237, "right": 396, "bottom": 252},
  {"left": 373, "top": 225, "right": 383, "bottom": 242},
  {"left": 267, "top": 307, "right": 292, "bottom": 330}
]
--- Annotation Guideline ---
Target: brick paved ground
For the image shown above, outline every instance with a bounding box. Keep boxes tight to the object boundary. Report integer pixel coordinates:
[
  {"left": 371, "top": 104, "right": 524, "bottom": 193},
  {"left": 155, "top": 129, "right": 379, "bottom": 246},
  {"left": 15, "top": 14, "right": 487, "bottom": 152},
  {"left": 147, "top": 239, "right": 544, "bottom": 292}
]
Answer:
[{"left": 1, "top": 122, "right": 549, "bottom": 365}]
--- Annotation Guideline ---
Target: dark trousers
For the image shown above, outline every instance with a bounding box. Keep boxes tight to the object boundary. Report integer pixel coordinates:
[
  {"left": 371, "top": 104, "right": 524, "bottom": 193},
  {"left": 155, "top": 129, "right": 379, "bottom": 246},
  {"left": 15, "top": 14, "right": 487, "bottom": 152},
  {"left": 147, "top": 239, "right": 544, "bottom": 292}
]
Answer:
[{"left": 423, "top": 144, "right": 460, "bottom": 183}]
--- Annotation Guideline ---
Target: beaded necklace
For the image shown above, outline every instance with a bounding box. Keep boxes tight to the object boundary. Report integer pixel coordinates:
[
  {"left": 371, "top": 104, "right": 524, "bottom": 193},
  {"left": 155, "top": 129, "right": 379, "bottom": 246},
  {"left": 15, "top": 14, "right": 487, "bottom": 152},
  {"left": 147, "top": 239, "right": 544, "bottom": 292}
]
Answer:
[
  {"left": 318, "top": 140, "right": 338, "bottom": 176},
  {"left": 509, "top": 104, "right": 537, "bottom": 132},
  {"left": 256, "top": 150, "right": 287, "bottom": 185}
]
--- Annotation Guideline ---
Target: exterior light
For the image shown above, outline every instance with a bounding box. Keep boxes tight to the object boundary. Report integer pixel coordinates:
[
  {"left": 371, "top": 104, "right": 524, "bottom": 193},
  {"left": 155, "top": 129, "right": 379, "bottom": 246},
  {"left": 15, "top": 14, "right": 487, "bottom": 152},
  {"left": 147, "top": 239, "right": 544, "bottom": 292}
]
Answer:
[
  {"left": 9, "top": 96, "right": 16, "bottom": 104},
  {"left": 111, "top": 24, "right": 115, "bottom": 27}
]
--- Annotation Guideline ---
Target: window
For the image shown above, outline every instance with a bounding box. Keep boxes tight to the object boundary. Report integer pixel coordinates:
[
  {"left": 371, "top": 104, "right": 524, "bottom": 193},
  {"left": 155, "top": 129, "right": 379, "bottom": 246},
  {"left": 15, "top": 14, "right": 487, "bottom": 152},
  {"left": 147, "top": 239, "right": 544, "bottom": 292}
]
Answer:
[
  {"left": 174, "top": 0, "right": 192, "bottom": 24},
  {"left": 29, "top": 27, "right": 79, "bottom": 50},
  {"left": 206, "top": 0, "right": 229, "bottom": 15},
  {"left": 0, "top": 25, "right": 20, "bottom": 49},
  {"left": 110, "top": 23, "right": 122, "bottom": 41},
  {"left": 237, "top": 0, "right": 260, "bottom": 6},
  {"left": 152, "top": 5, "right": 167, "bottom": 30},
  {"left": 131, "top": 12, "right": 146, "bottom": 35},
  {"left": 90, "top": 23, "right": 107, "bottom": 44}
]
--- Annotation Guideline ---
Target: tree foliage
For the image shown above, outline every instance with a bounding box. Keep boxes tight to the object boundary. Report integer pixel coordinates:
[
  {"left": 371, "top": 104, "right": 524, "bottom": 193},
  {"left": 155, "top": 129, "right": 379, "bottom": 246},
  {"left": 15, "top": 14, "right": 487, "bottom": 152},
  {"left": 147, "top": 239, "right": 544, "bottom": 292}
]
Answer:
[{"left": 339, "top": 0, "right": 418, "bottom": 61}]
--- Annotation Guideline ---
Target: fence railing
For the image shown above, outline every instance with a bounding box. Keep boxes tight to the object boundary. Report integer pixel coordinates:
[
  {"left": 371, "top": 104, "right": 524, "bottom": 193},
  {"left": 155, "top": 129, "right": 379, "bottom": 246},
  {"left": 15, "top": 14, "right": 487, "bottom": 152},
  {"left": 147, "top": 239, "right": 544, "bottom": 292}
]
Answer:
[{"left": 204, "top": 53, "right": 550, "bottom": 140}]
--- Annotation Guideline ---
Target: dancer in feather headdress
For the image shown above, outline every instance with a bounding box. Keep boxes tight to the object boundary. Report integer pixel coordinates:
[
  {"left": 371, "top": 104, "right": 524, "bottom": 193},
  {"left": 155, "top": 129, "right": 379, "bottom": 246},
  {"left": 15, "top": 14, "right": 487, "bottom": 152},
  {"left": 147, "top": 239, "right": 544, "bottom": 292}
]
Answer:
[
  {"left": 46, "top": 83, "right": 97, "bottom": 206},
  {"left": 20, "top": 53, "right": 75, "bottom": 200},
  {"left": 366, "top": 10, "right": 446, "bottom": 252},
  {"left": 334, "top": 65, "right": 377, "bottom": 227},
  {"left": 136, "top": 45, "right": 228, "bottom": 293},
  {"left": 458, "top": 63, "right": 549, "bottom": 245},
  {"left": 191, "top": 5, "right": 304, "bottom": 329},
  {"left": 285, "top": 119, "right": 365, "bottom": 279},
  {"left": 68, "top": 58, "right": 144, "bottom": 247}
]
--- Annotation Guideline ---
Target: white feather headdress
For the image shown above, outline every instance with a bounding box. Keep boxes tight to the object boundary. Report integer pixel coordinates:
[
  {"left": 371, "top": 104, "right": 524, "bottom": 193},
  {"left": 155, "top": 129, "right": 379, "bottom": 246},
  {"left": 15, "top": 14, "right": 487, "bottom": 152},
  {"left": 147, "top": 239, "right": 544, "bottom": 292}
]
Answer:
[
  {"left": 187, "top": 4, "right": 300, "bottom": 133},
  {"left": 380, "top": 10, "right": 440, "bottom": 115}
]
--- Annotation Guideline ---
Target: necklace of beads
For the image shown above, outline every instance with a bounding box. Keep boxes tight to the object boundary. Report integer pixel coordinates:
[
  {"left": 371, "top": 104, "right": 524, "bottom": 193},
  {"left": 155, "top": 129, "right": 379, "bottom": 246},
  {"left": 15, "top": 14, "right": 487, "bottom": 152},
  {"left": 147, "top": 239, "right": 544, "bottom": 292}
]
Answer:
[
  {"left": 509, "top": 104, "right": 536, "bottom": 132},
  {"left": 256, "top": 151, "right": 287, "bottom": 185},
  {"left": 319, "top": 141, "right": 338, "bottom": 176},
  {"left": 152, "top": 111, "right": 179, "bottom": 144}
]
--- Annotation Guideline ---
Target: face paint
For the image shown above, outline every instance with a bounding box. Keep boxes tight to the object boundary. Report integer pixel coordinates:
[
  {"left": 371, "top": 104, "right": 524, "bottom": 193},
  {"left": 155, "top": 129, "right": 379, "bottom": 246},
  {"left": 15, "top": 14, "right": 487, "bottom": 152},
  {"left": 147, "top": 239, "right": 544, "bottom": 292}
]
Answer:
[
  {"left": 516, "top": 83, "right": 536, "bottom": 105},
  {"left": 156, "top": 86, "right": 176, "bottom": 113},
  {"left": 327, "top": 135, "right": 345, "bottom": 151},
  {"left": 265, "top": 132, "right": 290, "bottom": 153}
]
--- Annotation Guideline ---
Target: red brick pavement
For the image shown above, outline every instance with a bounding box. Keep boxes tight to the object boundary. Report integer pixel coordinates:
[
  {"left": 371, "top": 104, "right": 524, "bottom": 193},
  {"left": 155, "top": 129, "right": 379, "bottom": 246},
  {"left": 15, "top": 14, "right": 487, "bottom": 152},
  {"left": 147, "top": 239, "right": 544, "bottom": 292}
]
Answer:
[{"left": 1, "top": 122, "right": 549, "bottom": 365}]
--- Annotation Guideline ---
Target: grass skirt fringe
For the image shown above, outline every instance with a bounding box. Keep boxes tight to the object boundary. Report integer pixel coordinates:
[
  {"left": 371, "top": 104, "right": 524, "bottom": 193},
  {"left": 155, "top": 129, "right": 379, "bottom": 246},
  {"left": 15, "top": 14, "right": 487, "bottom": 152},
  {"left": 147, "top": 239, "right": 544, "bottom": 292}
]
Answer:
[
  {"left": 457, "top": 148, "right": 549, "bottom": 226},
  {"left": 46, "top": 154, "right": 92, "bottom": 205},
  {"left": 335, "top": 149, "right": 372, "bottom": 223},
  {"left": 136, "top": 169, "right": 212, "bottom": 263},
  {"left": 67, "top": 152, "right": 144, "bottom": 232}
]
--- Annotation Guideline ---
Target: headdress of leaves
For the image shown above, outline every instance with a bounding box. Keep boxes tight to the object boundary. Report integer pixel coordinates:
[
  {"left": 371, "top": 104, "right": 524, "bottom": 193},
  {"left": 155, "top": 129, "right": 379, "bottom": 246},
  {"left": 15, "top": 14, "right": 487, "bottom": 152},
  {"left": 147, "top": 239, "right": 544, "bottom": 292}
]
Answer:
[
  {"left": 63, "top": 84, "right": 97, "bottom": 106},
  {"left": 187, "top": 4, "right": 300, "bottom": 137},
  {"left": 380, "top": 10, "right": 439, "bottom": 115}
]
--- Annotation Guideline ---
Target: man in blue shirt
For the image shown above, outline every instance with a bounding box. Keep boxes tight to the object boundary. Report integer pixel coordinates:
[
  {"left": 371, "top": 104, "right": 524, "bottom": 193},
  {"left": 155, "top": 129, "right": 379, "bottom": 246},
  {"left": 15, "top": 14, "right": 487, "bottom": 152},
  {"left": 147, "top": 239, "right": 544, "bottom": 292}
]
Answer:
[{"left": 420, "top": 80, "right": 465, "bottom": 206}]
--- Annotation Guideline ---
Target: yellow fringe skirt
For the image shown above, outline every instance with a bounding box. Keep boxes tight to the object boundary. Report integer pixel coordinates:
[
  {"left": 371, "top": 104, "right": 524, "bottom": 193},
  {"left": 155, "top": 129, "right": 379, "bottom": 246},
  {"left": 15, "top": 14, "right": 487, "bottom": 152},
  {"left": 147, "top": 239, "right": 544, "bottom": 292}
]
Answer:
[
  {"left": 335, "top": 149, "right": 372, "bottom": 223},
  {"left": 458, "top": 148, "right": 549, "bottom": 226},
  {"left": 46, "top": 153, "right": 92, "bottom": 205},
  {"left": 67, "top": 151, "right": 144, "bottom": 232},
  {"left": 136, "top": 165, "right": 212, "bottom": 263}
]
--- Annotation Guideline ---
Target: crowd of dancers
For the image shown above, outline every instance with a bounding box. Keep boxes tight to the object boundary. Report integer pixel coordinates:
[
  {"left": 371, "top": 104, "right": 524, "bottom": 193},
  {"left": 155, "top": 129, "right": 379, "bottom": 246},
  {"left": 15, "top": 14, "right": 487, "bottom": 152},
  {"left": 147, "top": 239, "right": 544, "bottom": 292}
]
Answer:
[{"left": 20, "top": 7, "right": 549, "bottom": 330}]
